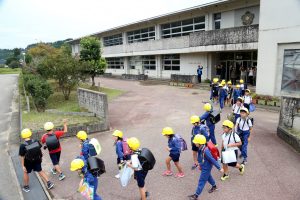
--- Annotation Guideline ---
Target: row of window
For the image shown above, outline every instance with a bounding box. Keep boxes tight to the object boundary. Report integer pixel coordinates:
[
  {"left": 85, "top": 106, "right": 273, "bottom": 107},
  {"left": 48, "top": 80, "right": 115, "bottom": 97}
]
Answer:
[
  {"left": 106, "top": 55, "right": 181, "bottom": 71},
  {"left": 103, "top": 13, "right": 222, "bottom": 46}
]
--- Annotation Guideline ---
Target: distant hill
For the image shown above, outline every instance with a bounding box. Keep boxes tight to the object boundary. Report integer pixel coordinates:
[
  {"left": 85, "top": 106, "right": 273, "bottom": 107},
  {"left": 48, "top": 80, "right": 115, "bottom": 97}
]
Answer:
[{"left": 0, "top": 38, "right": 73, "bottom": 62}]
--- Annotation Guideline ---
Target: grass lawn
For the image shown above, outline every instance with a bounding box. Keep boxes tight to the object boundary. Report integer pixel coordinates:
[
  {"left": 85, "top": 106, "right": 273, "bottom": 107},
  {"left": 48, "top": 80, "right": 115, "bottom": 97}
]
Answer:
[
  {"left": 22, "top": 80, "right": 124, "bottom": 130},
  {"left": 0, "top": 68, "right": 21, "bottom": 74}
]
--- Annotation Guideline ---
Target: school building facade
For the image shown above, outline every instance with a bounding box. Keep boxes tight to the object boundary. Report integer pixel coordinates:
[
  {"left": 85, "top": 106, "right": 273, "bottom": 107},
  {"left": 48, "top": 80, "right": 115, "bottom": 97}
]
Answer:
[{"left": 69, "top": 0, "right": 300, "bottom": 96}]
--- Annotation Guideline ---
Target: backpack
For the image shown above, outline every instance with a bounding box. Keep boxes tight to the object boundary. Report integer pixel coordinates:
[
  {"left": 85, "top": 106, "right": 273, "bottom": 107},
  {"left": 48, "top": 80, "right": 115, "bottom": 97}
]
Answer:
[
  {"left": 122, "top": 139, "right": 132, "bottom": 156},
  {"left": 138, "top": 148, "right": 156, "bottom": 171},
  {"left": 46, "top": 134, "right": 60, "bottom": 151},
  {"left": 204, "top": 141, "right": 220, "bottom": 160},
  {"left": 209, "top": 110, "right": 221, "bottom": 124},
  {"left": 238, "top": 117, "right": 254, "bottom": 129},
  {"left": 174, "top": 134, "right": 188, "bottom": 152},
  {"left": 24, "top": 140, "right": 42, "bottom": 162},
  {"left": 88, "top": 138, "right": 101, "bottom": 156},
  {"left": 87, "top": 156, "right": 106, "bottom": 177}
]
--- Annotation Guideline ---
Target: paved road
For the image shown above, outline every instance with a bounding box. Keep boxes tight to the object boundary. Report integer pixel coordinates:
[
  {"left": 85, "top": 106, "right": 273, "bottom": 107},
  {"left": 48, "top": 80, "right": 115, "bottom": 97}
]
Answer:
[
  {"left": 0, "top": 74, "right": 22, "bottom": 200},
  {"left": 45, "top": 77, "right": 300, "bottom": 200}
]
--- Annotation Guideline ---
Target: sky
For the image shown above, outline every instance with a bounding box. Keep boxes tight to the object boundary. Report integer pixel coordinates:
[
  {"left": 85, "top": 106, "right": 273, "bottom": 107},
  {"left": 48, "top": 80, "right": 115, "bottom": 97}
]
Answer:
[{"left": 0, "top": 0, "right": 216, "bottom": 49}]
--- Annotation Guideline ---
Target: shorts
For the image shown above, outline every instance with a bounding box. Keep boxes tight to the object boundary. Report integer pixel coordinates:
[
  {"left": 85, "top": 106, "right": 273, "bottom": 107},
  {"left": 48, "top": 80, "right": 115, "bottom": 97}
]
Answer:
[
  {"left": 244, "top": 103, "right": 250, "bottom": 111},
  {"left": 191, "top": 143, "right": 199, "bottom": 152},
  {"left": 134, "top": 170, "right": 148, "bottom": 188},
  {"left": 49, "top": 151, "right": 61, "bottom": 166},
  {"left": 221, "top": 149, "right": 238, "bottom": 167},
  {"left": 25, "top": 162, "right": 42, "bottom": 173},
  {"left": 169, "top": 153, "right": 180, "bottom": 162}
]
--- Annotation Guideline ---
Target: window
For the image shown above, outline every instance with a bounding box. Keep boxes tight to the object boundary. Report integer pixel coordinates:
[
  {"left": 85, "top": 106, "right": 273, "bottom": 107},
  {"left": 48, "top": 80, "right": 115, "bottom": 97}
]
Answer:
[
  {"left": 106, "top": 57, "right": 124, "bottom": 69},
  {"left": 127, "top": 27, "right": 155, "bottom": 43},
  {"left": 129, "top": 56, "right": 156, "bottom": 70},
  {"left": 103, "top": 34, "right": 123, "bottom": 47},
  {"left": 161, "top": 16, "right": 205, "bottom": 38},
  {"left": 281, "top": 49, "right": 300, "bottom": 93},
  {"left": 163, "top": 54, "right": 180, "bottom": 71},
  {"left": 214, "top": 13, "right": 221, "bottom": 30}
]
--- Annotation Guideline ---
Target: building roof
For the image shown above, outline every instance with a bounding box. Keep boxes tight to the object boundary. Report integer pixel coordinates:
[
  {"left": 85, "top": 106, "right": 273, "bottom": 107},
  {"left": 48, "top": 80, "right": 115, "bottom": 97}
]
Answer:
[{"left": 68, "top": 0, "right": 231, "bottom": 44}]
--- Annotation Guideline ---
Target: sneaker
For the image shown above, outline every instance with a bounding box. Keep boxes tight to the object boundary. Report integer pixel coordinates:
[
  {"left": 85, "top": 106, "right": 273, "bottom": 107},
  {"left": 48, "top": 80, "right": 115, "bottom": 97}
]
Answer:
[
  {"left": 175, "top": 172, "right": 185, "bottom": 178},
  {"left": 221, "top": 174, "right": 229, "bottom": 181},
  {"left": 115, "top": 174, "right": 120, "bottom": 179},
  {"left": 162, "top": 170, "right": 173, "bottom": 176},
  {"left": 208, "top": 185, "right": 218, "bottom": 193},
  {"left": 239, "top": 164, "right": 245, "bottom": 175},
  {"left": 191, "top": 163, "right": 198, "bottom": 170},
  {"left": 188, "top": 194, "right": 198, "bottom": 200},
  {"left": 215, "top": 144, "right": 219, "bottom": 147},
  {"left": 22, "top": 185, "right": 30, "bottom": 193},
  {"left": 241, "top": 159, "right": 248, "bottom": 165},
  {"left": 47, "top": 181, "right": 54, "bottom": 190},
  {"left": 58, "top": 173, "right": 66, "bottom": 181},
  {"left": 50, "top": 168, "right": 57, "bottom": 175},
  {"left": 145, "top": 191, "right": 150, "bottom": 198}
]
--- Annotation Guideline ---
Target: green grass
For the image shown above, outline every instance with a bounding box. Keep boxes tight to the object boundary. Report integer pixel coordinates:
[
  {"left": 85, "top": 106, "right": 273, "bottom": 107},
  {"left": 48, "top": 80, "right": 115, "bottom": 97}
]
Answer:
[
  {"left": 79, "top": 83, "right": 124, "bottom": 101},
  {"left": 0, "top": 68, "right": 21, "bottom": 74},
  {"left": 22, "top": 112, "right": 100, "bottom": 131}
]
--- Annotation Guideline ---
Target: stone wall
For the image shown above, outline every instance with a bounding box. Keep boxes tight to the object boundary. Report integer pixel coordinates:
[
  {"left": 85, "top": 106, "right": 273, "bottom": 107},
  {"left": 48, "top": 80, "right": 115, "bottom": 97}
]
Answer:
[
  {"left": 121, "top": 74, "right": 148, "bottom": 81},
  {"left": 170, "top": 74, "right": 197, "bottom": 84},
  {"left": 190, "top": 25, "right": 259, "bottom": 47},
  {"left": 77, "top": 88, "right": 109, "bottom": 128}
]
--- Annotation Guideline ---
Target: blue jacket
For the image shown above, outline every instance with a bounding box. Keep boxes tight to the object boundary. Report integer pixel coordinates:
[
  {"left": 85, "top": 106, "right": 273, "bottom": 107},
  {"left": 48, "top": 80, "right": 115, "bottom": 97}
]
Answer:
[
  {"left": 197, "top": 67, "right": 203, "bottom": 75},
  {"left": 199, "top": 124, "right": 210, "bottom": 141},
  {"left": 198, "top": 146, "right": 221, "bottom": 171},
  {"left": 168, "top": 136, "right": 181, "bottom": 155},
  {"left": 81, "top": 139, "right": 90, "bottom": 161},
  {"left": 233, "top": 89, "right": 241, "bottom": 100},
  {"left": 219, "top": 87, "right": 227, "bottom": 98},
  {"left": 191, "top": 125, "right": 201, "bottom": 139},
  {"left": 200, "top": 112, "right": 214, "bottom": 127},
  {"left": 115, "top": 140, "right": 124, "bottom": 161}
]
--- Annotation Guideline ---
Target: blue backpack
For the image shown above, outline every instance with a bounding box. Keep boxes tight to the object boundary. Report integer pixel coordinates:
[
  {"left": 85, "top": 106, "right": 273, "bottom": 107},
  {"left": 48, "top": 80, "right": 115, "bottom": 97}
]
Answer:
[{"left": 174, "top": 134, "right": 188, "bottom": 152}]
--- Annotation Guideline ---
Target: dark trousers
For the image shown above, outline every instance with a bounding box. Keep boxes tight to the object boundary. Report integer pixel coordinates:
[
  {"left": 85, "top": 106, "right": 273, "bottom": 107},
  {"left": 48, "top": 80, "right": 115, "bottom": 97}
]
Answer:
[{"left": 198, "top": 75, "right": 202, "bottom": 83}]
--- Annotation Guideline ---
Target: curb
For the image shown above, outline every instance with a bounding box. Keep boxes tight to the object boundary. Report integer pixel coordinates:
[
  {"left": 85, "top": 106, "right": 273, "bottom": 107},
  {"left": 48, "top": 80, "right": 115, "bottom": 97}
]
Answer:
[
  {"left": 35, "top": 172, "right": 53, "bottom": 200},
  {"left": 8, "top": 149, "right": 24, "bottom": 200}
]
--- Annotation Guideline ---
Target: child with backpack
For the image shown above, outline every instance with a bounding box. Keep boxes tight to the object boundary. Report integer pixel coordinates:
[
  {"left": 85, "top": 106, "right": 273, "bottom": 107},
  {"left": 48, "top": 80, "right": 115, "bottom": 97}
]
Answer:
[
  {"left": 232, "top": 97, "right": 244, "bottom": 124},
  {"left": 41, "top": 120, "right": 67, "bottom": 181},
  {"left": 126, "top": 137, "right": 151, "bottom": 200},
  {"left": 243, "top": 89, "right": 252, "bottom": 111},
  {"left": 161, "top": 127, "right": 185, "bottom": 178},
  {"left": 70, "top": 157, "right": 102, "bottom": 200},
  {"left": 188, "top": 135, "right": 224, "bottom": 200},
  {"left": 200, "top": 103, "right": 217, "bottom": 146},
  {"left": 76, "top": 131, "right": 90, "bottom": 161},
  {"left": 112, "top": 130, "right": 130, "bottom": 179},
  {"left": 210, "top": 78, "right": 219, "bottom": 103},
  {"left": 226, "top": 81, "right": 233, "bottom": 106},
  {"left": 190, "top": 115, "right": 209, "bottom": 170},
  {"left": 235, "top": 107, "right": 253, "bottom": 165},
  {"left": 240, "top": 79, "right": 245, "bottom": 96},
  {"left": 218, "top": 83, "right": 227, "bottom": 110},
  {"left": 19, "top": 128, "right": 54, "bottom": 192},
  {"left": 232, "top": 84, "right": 241, "bottom": 105},
  {"left": 220, "top": 120, "right": 245, "bottom": 181}
]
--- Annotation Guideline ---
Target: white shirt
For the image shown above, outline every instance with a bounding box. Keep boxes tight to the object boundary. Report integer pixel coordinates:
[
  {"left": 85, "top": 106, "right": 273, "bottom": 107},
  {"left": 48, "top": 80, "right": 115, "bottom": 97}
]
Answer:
[
  {"left": 236, "top": 117, "right": 253, "bottom": 131},
  {"left": 222, "top": 132, "right": 241, "bottom": 150},
  {"left": 249, "top": 69, "right": 254, "bottom": 76},
  {"left": 232, "top": 104, "right": 242, "bottom": 114},
  {"left": 131, "top": 154, "right": 142, "bottom": 170},
  {"left": 240, "top": 84, "right": 245, "bottom": 90},
  {"left": 243, "top": 95, "right": 252, "bottom": 104}
]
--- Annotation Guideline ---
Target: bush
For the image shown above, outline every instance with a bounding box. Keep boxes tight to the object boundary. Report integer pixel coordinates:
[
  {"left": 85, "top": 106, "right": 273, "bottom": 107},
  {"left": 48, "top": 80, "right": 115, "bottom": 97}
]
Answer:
[
  {"left": 23, "top": 74, "right": 53, "bottom": 112},
  {"left": 8, "top": 60, "right": 20, "bottom": 69}
]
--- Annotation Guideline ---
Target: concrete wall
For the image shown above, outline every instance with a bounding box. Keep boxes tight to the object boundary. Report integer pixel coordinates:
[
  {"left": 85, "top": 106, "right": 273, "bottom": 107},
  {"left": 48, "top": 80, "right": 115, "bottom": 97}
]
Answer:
[
  {"left": 105, "top": 68, "right": 125, "bottom": 75},
  {"left": 77, "top": 88, "right": 109, "bottom": 128},
  {"left": 180, "top": 53, "right": 208, "bottom": 79},
  {"left": 234, "top": 6, "right": 259, "bottom": 27},
  {"left": 256, "top": 0, "right": 300, "bottom": 96}
]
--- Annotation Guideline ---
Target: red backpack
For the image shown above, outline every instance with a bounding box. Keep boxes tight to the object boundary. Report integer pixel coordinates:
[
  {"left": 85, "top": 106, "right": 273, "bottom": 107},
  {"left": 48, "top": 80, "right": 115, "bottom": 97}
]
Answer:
[
  {"left": 122, "top": 139, "right": 132, "bottom": 156},
  {"left": 204, "top": 141, "right": 220, "bottom": 160}
]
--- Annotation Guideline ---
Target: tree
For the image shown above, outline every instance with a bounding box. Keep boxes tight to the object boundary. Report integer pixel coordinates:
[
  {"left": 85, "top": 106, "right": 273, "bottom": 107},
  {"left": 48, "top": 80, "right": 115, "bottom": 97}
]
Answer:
[
  {"left": 13, "top": 48, "right": 21, "bottom": 57},
  {"left": 40, "top": 44, "right": 85, "bottom": 100},
  {"left": 79, "top": 37, "right": 107, "bottom": 86}
]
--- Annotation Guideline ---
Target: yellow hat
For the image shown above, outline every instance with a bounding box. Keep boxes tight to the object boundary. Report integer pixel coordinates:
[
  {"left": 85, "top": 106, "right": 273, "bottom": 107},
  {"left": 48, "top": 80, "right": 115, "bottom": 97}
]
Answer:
[
  {"left": 190, "top": 115, "right": 200, "bottom": 124},
  {"left": 127, "top": 137, "right": 140, "bottom": 151},
  {"left": 203, "top": 103, "right": 212, "bottom": 112},
  {"left": 245, "top": 89, "right": 251, "bottom": 93},
  {"left": 193, "top": 134, "right": 206, "bottom": 145},
  {"left": 112, "top": 130, "right": 123, "bottom": 138},
  {"left": 240, "top": 79, "right": 244, "bottom": 84},
  {"left": 227, "top": 81, "right": 232, "bottom": 85},
  {"left": 222, "top": 120, "right": 234, "bottom": 129},
  {"left": 162, "top": 127, "right": 174, "bottom": 135},
  {"left": 76, "top": 131, "right": 87, "bottom": 140},
  {"left": 70, "top": 159, "right": 84, "bottom": 171},
  {"left": 213, "top": 78, "right": 219, "bottom": 83},
  {"left": 21, "top": 128, "right": 32, "bottom": 139},
  {"left": 240, "top": 107, "right": 249, "bottom": 114},
  {"left": 236, "top": 84, "right": 240, "bottom": 88},
  {"left": 44, "top": 122, "right": 54, "bottom": 131}
]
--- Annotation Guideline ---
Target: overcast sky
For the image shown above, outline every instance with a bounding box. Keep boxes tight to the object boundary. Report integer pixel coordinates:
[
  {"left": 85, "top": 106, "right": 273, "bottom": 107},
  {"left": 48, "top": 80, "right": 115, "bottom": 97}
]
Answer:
[{"left": 0, "top": 0, "right": 216, "bottom": 49}]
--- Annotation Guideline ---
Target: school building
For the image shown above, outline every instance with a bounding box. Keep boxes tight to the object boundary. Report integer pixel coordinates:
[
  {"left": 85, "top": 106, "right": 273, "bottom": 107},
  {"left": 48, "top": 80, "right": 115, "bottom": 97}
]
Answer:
[{"left": 69, "top": 0, "right": 300, "bottom": 96}]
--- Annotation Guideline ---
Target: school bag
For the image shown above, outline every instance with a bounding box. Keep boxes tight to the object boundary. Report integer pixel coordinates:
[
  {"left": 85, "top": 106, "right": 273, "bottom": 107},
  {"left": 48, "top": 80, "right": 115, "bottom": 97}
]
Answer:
[
  {"left": 209, "top": 110, "right": 221, "bottom": 124},
  {"left": 45, "top": 134, "right": 60, "bottom": 151},
  {"left": 122, "top": 139, "right": 132, "bottom": 156},
  {"left": 174, "top": 134, "right": 188, "bottom": 152},
  {"left": 87, "top": 156, "right": 106, "bottom": 177},
  {"left": 204, "top": 141, "right": 220, "bottom": 160},
  {"left": 24, "top": 140, "right": 42, "bottom": 162},
  {"left": 138, "top": 148, "right": 156, "bottom": 171},
  {"left": 88, "top": 138, "right": 101, "bottom": 156}
]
